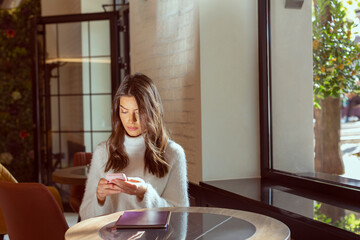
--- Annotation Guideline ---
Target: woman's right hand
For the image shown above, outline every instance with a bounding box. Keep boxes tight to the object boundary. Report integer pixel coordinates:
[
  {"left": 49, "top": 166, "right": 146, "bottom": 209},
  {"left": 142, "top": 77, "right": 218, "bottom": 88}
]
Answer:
[{"left": 96, "top": 178, "right": 122, "bottom": 205}]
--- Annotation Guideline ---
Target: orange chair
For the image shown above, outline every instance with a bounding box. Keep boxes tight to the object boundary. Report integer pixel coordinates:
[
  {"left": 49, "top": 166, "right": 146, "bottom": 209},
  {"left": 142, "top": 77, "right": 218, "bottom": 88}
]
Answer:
[
  {"left": 69, "top": 152, "right": 92, "bottom": 214},
  {"left": 0, "top": 182, "right": 69, "bottom": 240},
  {"left": 0, "top": 163, "right": 64, "bottom": 239}
]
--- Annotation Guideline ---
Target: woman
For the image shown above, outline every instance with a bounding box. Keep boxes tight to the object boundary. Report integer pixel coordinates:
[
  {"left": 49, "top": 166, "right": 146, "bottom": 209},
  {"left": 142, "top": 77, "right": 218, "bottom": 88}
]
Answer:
[{"left": 79, "top": 73, "right": 189, "bottom": 220}]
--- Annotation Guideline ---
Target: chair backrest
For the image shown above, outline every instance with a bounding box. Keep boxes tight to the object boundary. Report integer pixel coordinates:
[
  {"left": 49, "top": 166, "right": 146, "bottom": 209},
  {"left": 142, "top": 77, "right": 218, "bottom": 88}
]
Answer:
[
  {"left": 69, "top": 152, "right": 92, "bottom": 213},
  {"left": 0, "top": 163, "right": 17, "bottom": 234},
  {"left": 72, "top": 152, "right": 92, "bottom": 167},
  {"left": 0, "top": 182, "right": 69, "bottom": 240}
]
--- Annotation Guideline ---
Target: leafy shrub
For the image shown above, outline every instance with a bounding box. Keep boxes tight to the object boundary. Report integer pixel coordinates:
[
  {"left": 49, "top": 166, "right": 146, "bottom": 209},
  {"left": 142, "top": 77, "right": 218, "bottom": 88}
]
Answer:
[{"left": 0, "top": 0, "right": 40, "bottom": 182}]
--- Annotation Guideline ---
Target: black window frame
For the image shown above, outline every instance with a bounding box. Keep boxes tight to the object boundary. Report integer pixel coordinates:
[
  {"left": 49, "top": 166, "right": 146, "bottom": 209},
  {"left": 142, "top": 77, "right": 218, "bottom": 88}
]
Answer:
[
  {"left": 258, "top": 0, "right": 360, "bottom": 204},
  {"left": 32, "top": 10, "right": 130, "bottom": 185}
]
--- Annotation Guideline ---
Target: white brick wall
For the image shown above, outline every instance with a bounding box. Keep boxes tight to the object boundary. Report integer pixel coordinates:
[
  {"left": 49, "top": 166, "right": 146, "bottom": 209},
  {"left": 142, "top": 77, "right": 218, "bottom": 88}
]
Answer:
[{"left": 130, "top": 0, "right": 202, "bottom": 183}]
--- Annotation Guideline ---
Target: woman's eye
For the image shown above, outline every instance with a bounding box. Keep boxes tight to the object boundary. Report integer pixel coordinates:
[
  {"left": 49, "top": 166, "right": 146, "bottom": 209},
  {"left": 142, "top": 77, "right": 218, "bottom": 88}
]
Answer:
[{"left": 120, "top": 110, "right": 128, "bottom": 114}]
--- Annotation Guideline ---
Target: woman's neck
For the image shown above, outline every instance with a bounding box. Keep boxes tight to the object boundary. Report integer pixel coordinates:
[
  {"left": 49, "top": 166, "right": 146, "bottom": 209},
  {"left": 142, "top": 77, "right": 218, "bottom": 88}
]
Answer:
[
  {"left": 123, "top": 133, "right": 146, "bottom": 157},
  {"left": 124, "top": 134, "right": 145, "bottom": 146}
]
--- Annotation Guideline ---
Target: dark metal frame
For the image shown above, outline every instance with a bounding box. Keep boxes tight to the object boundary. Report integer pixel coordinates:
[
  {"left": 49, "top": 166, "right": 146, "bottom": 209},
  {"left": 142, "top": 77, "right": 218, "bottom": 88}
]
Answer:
[
  {"left": 258, "top": 0, "right": 360, "bottom": 202},
  {"left": 36, "top": 11, "right": 123, "bottom": 96},
  {"left": 32, "top": 10, "right": 129, "bottom": 184}
]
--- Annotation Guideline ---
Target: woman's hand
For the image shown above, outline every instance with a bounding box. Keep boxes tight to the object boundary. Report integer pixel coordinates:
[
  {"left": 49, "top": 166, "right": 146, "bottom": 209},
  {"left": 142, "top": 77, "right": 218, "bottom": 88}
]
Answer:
[
  {"left": 96, "top": 178, "right": 122, "bottom": 205},
  {"left": 112, "top": 177, "right": 148, "bottom": 201}
]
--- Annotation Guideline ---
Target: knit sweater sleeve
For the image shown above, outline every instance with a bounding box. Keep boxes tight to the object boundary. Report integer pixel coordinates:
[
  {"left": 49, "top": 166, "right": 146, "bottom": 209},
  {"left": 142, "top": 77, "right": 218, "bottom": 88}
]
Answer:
[
  {"left": 79, "top": 142, "right": 110, "bottom": 220},
  {"left": 136, "top": 142, "right": 190, "bottom": 208}
]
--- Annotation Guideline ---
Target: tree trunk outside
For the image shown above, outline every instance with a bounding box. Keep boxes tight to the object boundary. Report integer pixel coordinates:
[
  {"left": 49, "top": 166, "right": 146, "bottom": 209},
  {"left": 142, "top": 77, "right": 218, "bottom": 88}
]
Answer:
[
  {"left": 314, "top": 97, "right": 344, "bottom": 174},
  {"left": 313, "top": 0, "right": 345, "bottom": 224}
]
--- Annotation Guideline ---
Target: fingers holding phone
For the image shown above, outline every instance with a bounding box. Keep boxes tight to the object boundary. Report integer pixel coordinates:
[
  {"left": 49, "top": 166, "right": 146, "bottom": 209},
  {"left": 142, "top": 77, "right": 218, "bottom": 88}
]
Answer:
[
  {"left": 98, "top": 173, "right": 148, "bottom": 203},
  {"left": 96, "top": 178, "right": 123, "bottom": 205},
  {"left": 119, "top": 177, "right": 148, "bottom": 200}
]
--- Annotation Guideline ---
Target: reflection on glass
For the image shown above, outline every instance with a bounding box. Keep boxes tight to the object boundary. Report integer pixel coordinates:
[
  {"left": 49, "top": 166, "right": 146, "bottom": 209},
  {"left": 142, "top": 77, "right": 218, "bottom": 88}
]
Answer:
[
  {"left": 98, "top": 212, "right": 257, "bottom": 240},
  {"left": 201, "top": 217, "right": 256, "bottom": 239},
  {"left": 271, "top": 188, "right": 360, "bottom": 235},
  {"left": 314, "top": 202, "right": 360, "bottom": 235},
  {"left": 99, "top": 212, "right": 187, "bottom": 240}
]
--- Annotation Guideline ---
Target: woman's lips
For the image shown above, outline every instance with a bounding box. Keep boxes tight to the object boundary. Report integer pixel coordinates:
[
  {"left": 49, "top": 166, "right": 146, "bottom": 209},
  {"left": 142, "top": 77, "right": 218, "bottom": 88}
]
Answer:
[{"left": 127, "top": 126, "right": 138, "bottom": 131}]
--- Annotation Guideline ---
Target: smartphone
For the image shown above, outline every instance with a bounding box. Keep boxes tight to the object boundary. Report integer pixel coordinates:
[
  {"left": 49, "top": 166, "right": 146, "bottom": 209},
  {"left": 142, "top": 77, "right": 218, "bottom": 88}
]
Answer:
[{"left": 105, "top": 173, "right": 127, "bottom": 182}]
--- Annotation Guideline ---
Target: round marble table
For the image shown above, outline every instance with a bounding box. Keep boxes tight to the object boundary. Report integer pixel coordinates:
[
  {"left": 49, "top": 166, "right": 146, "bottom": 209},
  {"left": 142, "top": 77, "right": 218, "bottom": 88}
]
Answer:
[
  {"left": 52, "top": 165, "right": 88, "bottom": 185},
  {"left": 65, "top": 207, "right": 290, "bottom": 240}
]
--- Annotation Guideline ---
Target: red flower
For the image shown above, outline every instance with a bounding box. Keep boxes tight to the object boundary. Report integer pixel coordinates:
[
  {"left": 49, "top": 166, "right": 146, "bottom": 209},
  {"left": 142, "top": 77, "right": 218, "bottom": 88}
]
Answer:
[
  {"left": 6, "top": 29, "right": 16, "bottom": 38},
  {"left": 19, "top": 130, "right": 30, "bottom": 140}
]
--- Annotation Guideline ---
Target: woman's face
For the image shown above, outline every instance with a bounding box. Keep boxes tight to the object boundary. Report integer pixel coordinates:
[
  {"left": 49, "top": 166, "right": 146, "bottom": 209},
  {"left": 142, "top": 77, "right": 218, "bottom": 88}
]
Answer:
[{"left": 119, "top": 96, "right": 142, "bottom": 137}]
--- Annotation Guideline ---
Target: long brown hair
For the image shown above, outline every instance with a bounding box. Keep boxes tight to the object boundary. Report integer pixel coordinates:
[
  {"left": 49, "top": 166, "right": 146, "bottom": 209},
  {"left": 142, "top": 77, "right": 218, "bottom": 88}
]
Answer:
[{"left": 105, "top": 73, "right": 169, "bottom": 178}]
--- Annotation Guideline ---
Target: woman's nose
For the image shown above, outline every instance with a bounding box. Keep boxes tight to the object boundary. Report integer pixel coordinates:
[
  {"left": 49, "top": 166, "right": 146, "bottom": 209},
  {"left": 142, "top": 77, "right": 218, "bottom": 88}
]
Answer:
[{"left": 129, "top": 112, "right": 137, "bottom": 123}]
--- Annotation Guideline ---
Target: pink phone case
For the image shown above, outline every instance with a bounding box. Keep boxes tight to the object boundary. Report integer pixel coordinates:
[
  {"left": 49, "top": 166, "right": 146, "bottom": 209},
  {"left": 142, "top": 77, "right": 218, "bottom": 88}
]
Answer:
[{"left": 106, "top": 173, "right": 127, "bottom": 182}]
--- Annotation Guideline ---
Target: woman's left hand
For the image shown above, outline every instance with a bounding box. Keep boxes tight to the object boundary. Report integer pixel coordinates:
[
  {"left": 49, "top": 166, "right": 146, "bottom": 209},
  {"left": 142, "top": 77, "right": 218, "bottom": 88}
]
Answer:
[{"left": 111, "top": 177, "right": 148, "bottom": 200}]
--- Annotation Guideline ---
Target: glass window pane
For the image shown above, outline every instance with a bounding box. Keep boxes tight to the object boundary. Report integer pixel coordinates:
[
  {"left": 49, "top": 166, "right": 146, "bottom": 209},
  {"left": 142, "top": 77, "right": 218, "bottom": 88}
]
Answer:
[
  {"left": 52, "top": 133, "right": 86, "bottom": 169},
  {"left": 83, "top": 95, "right": 91, "bottom": 131},
  {"left": 54, "top": 133, "right": 65, "bottom": 169},
  {"left": 91, "top": 59, "right": 111, "bottom": 93},
  {"left": 51, "top": 96, "right": 59, "bottom": 131},
  {"left": 65, "top": 133, "right": 85, "bottom": 167},
  {"left": 84, "top": 132, "right": 92, "bottom": 153},
  {"left": 58, "top": 22, "right": 83, "bottom": 58},
  {"left": 271, "top": 0, "right": 314, "bottom": 173},
  {"left": 58, "top": 62, "right": 84, "bottom": 94},
  {"left": 89, "top": 20, "right": 110, "bottom": 56},
  {"left": 93, "top": 132, "right": 111, "bottom": 151},
  {"left": 91, "top": 95, "right": 112, "bottom": 131},
  {"left": 81, "top": 21, "right": 89, "bottom": 57},
  {"left": 51, "top": 133, "right": 60, "bottom": 156},
  {"left": 82, "top": 60, "right": 90, "bottom": 94},
  {"left": 59, "top": 96, "right": 84, "bottom": 131},
  {"left": 270, "top": 0, "right": 360, "bottom": 184},
  {"left": 50, "top": 75, "right": 58, "bottom": 95},
  {"left": 45, "top": 24, "right": 57, "bottom": 59}
]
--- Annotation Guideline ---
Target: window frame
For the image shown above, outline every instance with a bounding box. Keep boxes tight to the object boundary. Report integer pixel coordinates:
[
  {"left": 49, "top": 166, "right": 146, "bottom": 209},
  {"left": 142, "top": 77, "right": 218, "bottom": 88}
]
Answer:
[{"left": 258, "top": 0, "right": 360, "bottom": 204}]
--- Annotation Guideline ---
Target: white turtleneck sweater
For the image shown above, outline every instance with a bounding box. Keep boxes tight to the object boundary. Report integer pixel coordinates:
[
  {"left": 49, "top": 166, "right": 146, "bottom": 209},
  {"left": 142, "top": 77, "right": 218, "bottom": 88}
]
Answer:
[{"left": 79, "top": 134, "right": 189, "bottom": 220}]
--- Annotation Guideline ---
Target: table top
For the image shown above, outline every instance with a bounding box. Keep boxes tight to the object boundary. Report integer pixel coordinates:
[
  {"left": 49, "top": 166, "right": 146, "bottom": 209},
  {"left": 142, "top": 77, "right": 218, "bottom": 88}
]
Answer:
[
  {"left": 65, "top": 207, "right": 290, "bottom": 240},
  {"left": 52, "top": 166, "right": 88, "bottom": 185}
]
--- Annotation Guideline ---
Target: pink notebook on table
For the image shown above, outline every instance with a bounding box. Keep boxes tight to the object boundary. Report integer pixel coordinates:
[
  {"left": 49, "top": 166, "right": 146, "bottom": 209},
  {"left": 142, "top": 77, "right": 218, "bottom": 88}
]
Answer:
[{"left": 115, "top": 211, "right": 171, "bottom": 229}]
